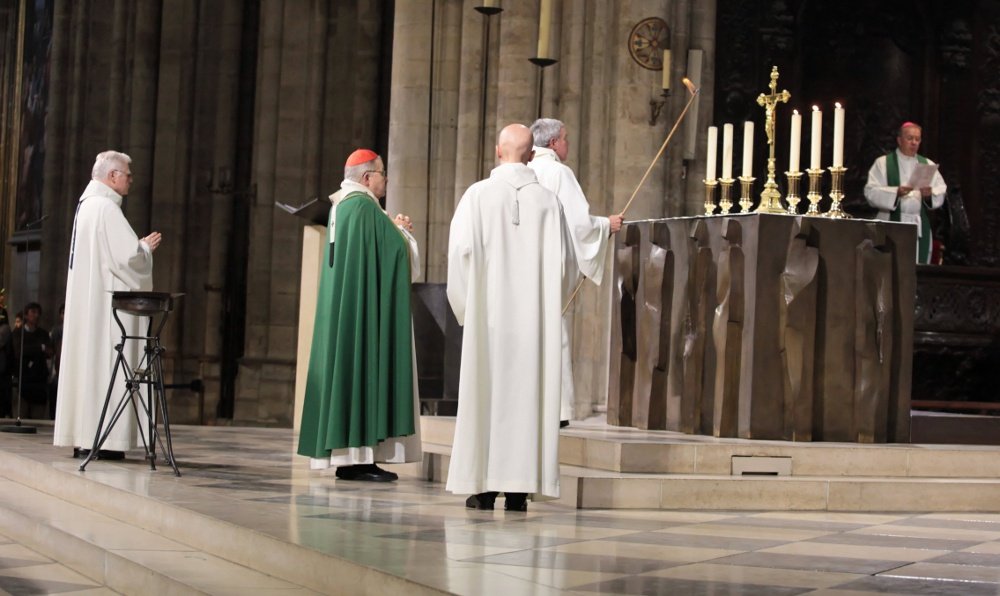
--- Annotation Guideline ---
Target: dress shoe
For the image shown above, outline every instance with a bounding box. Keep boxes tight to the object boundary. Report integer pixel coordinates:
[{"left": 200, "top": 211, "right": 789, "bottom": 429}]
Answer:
[
  {"left": 334, "top": 464, "right": 398, "bottom": 482},
  {"left": 465, "top": 491, "right": 499, "bottom": 510},
  {"left": 504, "top": 492, "right": 528, "bottom": 511}
]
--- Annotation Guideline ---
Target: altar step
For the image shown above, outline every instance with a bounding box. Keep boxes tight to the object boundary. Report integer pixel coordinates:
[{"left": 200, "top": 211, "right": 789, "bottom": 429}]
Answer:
[
  {"left": 420, "top": 416, "right": 1000, "bottom": 512},
  {"left": 0, "top": 441, "right": 446, "bottom": 596}
]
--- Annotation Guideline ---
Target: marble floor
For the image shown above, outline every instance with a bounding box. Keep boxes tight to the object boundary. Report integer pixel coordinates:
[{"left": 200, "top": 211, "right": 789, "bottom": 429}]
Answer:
[{"left": 3, "top": 422, "right": 1000, "bottom": 594}]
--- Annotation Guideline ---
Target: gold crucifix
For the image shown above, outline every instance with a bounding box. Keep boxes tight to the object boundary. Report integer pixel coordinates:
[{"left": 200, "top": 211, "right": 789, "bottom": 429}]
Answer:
[{"left": 755, "top": 65, "right": 791, "bottom": 213}]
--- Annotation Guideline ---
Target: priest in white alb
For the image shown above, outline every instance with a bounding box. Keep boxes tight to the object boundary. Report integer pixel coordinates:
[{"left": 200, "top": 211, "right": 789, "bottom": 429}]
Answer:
[
  {"left": 863, "top": 121, "right": 947, "bottom": 264},
  {"left": 446, "top": 123, "right": 578, "bottom": 511},
  {"left": 528, "top": 118, "right": 622, "bottom": 425},
  {"left": 54, "top": 151, "right": 162, "bottom": 458}
]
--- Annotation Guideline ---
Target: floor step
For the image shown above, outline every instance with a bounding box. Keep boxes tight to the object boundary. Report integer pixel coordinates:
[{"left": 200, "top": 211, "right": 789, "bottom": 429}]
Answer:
[{"left": 0, "top": 476, "right": 315, "bottom": 595}]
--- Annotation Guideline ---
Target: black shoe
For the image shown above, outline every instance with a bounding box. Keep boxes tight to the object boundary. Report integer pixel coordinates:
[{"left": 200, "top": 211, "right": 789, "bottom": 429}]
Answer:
[
  {"left": 335, "top": 464, "right": 397, "bottom": 482},
  {"left": 505, "top": 492, "right": 528, "bottom": 511},
  {"left": 560, "top": 420, "right": 570, "bottom": 428},
  {"left": 466, "top": 491, "right": 499, "bottom": 510}
]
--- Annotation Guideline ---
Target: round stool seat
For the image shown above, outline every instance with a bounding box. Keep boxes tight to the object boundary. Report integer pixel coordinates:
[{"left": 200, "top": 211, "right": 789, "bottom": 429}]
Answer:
[{"left": 110, "top": 291, "right": 181, "bottom": 316}]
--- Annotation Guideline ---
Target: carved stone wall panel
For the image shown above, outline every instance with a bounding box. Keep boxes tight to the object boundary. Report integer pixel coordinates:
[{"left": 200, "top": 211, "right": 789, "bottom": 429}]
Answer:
[
  {"left": 634, "top": 222, "right": 673, "bottom": 430},
  {"left": 712, "top": 218, "right": 744, "bottom": 437},
  {"left": 778, "top": 219, "right": 818, "bottom": 441},
  {"left": 607, "top": 223, "right": 641, "bottom": 426}
]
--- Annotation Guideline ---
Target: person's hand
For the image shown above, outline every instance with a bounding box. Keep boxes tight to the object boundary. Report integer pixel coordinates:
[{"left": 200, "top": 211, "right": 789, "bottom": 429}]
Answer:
[
  {"left": 608, "top": 214, "right": 623, "bottom": 234},
  {"left": 143, "top": 232, "right": 162, "bottom": 252},
  {"left": 394, "top": 214, "right": 413, "bottom": 232},
  {"left": 897, "top": 185, "right": 913, "bottom": 197},
  {"left": 920, "top": 186, "right": 932, "bottom": 198}
]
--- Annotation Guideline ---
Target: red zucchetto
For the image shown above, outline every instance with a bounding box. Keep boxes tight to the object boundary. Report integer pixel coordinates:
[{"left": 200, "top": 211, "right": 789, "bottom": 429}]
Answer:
[{"left": 345, "top": 148, "right": 378, "bottom": 167}]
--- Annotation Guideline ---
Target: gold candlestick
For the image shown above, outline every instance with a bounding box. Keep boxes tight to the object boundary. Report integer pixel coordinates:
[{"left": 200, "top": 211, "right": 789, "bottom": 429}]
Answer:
[
  {"left": 805, "top": 168, "right": 824, "bottom": 215},
  {"left": 718, "top": 177, "right": 735, "bottom": 214},
  {"left": 754, "top": 66, "right": 791, "bottom": 214},
  {"left": 824, "top": 165, "right": 851, "bottom": 219},
  {"left": 737, "top": 176, "right": 756, "bottom": 212},
  {"left": 785, "top": 171, "right": 803, "bottom": 214},
  {"left": 703, "top": 179, "right": 718, "bottom": 215}
]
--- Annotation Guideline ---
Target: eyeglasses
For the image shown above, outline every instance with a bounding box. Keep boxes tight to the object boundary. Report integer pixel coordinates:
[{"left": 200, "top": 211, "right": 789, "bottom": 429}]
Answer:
[
  {"left": 112, "top": 169, "right": 133, "bottom": 179},
  {"left": 366, "top": 169, "right": 387, "bottom": 179}
]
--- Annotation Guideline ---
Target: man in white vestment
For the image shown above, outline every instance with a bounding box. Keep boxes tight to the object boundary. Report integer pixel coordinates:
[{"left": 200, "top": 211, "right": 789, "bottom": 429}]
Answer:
[
  {"left": 528, "top": 118, "right": 623, "bottom": 426},
  {"left": 53, "top": 151, "right": 162, "bottom": 458},
  {"left": 446, "top": 124, "right": 578, "bottom": 511},
  {"left": 864, "top": 121, "right": 947, "bottom": 264}
]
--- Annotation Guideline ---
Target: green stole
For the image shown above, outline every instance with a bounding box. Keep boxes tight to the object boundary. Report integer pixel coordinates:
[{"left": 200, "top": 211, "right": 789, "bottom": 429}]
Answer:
[
  {"left": 885, "top": 150, "right": 932, "bottom": 263},
  {"left": 297, "top": 191, "right": 415, "bottom": 458}
]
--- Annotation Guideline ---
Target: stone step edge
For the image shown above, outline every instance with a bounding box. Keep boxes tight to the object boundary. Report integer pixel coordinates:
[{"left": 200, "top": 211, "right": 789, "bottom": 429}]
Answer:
[
  {"left": 0, "top": 477, "right": 214, "bottom": 595},
  {"left": 0, "top": 449, "right": 450, "bottom": 596}
]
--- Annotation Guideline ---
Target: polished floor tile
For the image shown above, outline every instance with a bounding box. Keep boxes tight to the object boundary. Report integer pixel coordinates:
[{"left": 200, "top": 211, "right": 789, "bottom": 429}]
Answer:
[{"left": 7, "top": 423, "right": 1000, "bottom": 594}]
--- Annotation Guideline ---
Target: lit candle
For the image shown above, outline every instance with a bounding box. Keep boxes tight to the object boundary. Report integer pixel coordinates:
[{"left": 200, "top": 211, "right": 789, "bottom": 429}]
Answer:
[
  {"left": 742, "top": 121, "right": 754, "bottom": 177},
  {"left": 662, "top": 50, "right": 671, "bottom": 90},
  {"left": 810, "top": 105, "right": 822, "bottom": 170},
  {"left": 722, "top": 123, "right": 734, "bottom": 179},
  {"left": 705, "top": 126, "right": 718, "bottom": 181},
  {"left": 832, "top": 102, "right": 845, "bottom": 167},
  {"left": 789, "top": 109, "right": 801, "bottom": 172},
  {"left": 537, "top": 0, "right": 552, "bottom": 58}
]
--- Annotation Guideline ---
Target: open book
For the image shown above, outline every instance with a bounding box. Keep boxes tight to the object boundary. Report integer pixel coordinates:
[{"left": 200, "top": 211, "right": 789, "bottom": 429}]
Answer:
[{"left": 274, "top": 197, "right": 330, "bottom": 226}]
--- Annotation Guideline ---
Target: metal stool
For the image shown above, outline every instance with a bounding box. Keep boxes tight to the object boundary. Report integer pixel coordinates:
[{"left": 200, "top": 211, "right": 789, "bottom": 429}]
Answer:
[{"left": 79, "top": 291, "right": 183, "bottom": 476}]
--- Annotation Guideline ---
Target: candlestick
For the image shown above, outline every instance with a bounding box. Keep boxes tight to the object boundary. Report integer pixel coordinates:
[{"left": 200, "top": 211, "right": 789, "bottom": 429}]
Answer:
[
  {"left": 789, "top": 109, "right": 801, "bottom": 172},
  {"left": 722, "top": 123, "right": 734, "bottom": 179},
  {"left": 785, "top": 171, "right": 803, "bottom": 214},
  {"left": 537, "top": 0, "right": 552, "bottom": 59},
  {"left": 824, "top": 165, "right": 850, "bottom": 219},
  {"left": 705, "top": 126, "right": 718, "bottom": 181},
  {"left": 737, "top": 175, "right": 756, "bottom": 212},
  {"left": 805, "top": 168, "right": 824, "bottom": 215},
  {"left": 832, "top": 102, "right": 845, "bottom": 168},
  {"left": 703, "top": 179, "right": 718, "bottom": 216},
  {"left": 810, "top": 106, "right": 822, "bottom": 170},
  {"left": 718, "top": 177, "right": 735, "bottom": 214},
  {"left": 742, "top": 121, "right": 754, "bottom": 177},
  {"left": 662, "top": 50, "right": 671, "bottom": 90}
]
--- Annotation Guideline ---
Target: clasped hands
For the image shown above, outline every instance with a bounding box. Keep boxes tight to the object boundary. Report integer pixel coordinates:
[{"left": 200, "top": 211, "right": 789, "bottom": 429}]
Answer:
[{"left": 394, "top": 213, "right": 413, "bottom": 232}]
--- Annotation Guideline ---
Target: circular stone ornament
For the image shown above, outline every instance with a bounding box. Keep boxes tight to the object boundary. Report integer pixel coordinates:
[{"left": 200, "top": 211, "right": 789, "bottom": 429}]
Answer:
[{"left": 628, "top": 17, "right": 670, "bottom": 70}]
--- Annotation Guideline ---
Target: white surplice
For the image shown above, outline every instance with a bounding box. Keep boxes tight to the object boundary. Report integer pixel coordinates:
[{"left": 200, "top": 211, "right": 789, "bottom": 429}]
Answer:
[
  {"left": 310, "top": 179, "right": 423, "bottom": 470},
  {"left": 863, "top": 148, "right": 947, "bottom": 262},
  {"left": 528, "top": 146, "right": 609, "bottom": 420},
  {"left": 445, "top": 162, "right": 577, "bottom": 499},
  {"left": 53, "top": 180, "right": 153, "bottom": 452}
]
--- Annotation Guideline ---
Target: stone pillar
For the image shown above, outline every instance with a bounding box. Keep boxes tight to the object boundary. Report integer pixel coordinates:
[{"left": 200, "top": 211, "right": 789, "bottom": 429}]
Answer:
[{"left": 683, "top": 0, "right": 717, "bottom": 216}]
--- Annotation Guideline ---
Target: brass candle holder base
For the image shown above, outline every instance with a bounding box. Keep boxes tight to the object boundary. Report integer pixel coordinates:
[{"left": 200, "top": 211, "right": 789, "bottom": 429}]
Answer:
[
  {"left": 703, "top": 180, "right": 718, "bottom": 215},
  {"left": 737, "top": 176, "right": 756, "bottom": 213},
  {"left": 718, "top": 178, "right": 735, "bottom": 214},
  {"left": 785, "top": 171, "right": 803, "bottom": 214},
  {"left": 824, "top": 166, "right": 851, "bottom": 219},
  {"left": 805, "top": 168, "right": 824, "bottom": 216}
]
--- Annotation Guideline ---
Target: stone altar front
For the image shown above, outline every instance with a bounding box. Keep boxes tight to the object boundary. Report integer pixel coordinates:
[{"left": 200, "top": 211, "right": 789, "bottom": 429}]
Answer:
[{"left": 608, "top": 213, "right": 917, "bottom": 443}]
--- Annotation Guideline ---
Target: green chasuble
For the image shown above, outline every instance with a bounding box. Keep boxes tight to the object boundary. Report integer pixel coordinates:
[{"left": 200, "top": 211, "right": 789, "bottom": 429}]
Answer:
[
  {"left": 297, "top": 192, "right": 415, "bottom": 458},
  {"left": 885, "top": 150, "right": 932, "bottom": 263}
]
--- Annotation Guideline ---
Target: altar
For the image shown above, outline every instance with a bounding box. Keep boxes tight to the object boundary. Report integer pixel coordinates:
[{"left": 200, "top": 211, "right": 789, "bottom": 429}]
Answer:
[{"left": 608, "top": 213, "right": 917, "bottom": 443}]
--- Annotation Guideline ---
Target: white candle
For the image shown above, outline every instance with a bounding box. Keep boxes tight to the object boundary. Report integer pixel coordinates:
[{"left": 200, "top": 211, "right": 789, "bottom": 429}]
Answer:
[
  {"left": 810, "top": 105, "right": 822, "bottom": 170},
  {"left": 722, "top": 123, "right": 734, "bottom": 179},
  {"left": 537, "top": 0, "right": 552, "bottom": 58},
  {"left": 705, "top": 126, "right": 718, "bottom": 181},
  {"left": 662, "top": 50, "right": 671, "bottom": 90},
  {"left": 832, "top": 102, "right": 845, "bottom": 167},
  {"left": 789, "top": 109, "right": 801, "bottom": 172},
  {"left": 742, "top": 121, "right": 754, "bottom": 177}
]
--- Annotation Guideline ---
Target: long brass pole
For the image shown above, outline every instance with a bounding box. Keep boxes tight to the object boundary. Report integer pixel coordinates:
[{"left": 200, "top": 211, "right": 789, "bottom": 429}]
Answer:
[{"left": 562, "top": 77, "right": 699, "bottom": 315}]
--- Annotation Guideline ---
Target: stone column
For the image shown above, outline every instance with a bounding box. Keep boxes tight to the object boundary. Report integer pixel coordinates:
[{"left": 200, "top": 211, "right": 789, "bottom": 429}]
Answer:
[{"left": 683, "top": 0, "right": 717, "bottom": 216}]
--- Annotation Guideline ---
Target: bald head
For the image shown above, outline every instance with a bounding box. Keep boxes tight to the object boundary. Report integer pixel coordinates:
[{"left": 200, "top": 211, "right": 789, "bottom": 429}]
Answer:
[{"left": 496, "top": 124, "right": 535, "bottom": 164}]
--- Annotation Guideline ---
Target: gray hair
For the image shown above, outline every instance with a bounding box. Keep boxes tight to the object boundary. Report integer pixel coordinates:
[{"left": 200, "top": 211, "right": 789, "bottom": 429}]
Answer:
[
  {"left": 344, "top": 157, "right": 379, "bottom": 183},
  {"left": 530, "top": 118, "right": 564, "bottom": 148},
  {"left": 92, "top": 150, "right": 131, "bottom": 180}
]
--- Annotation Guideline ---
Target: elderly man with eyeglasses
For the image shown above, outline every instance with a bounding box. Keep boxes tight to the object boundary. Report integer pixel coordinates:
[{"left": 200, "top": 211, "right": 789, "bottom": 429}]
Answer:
[
  {"left": 297, "top": 149, "right": 422, "bottom": 482},
  {"left": 54, "top": 150, "right": 162, "bottom": 459}
]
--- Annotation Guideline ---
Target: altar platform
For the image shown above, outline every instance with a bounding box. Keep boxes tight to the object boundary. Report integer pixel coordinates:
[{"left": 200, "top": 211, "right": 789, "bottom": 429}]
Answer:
[{"left": 4, "top": 418, "right": 1000, "bottom": 594}]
